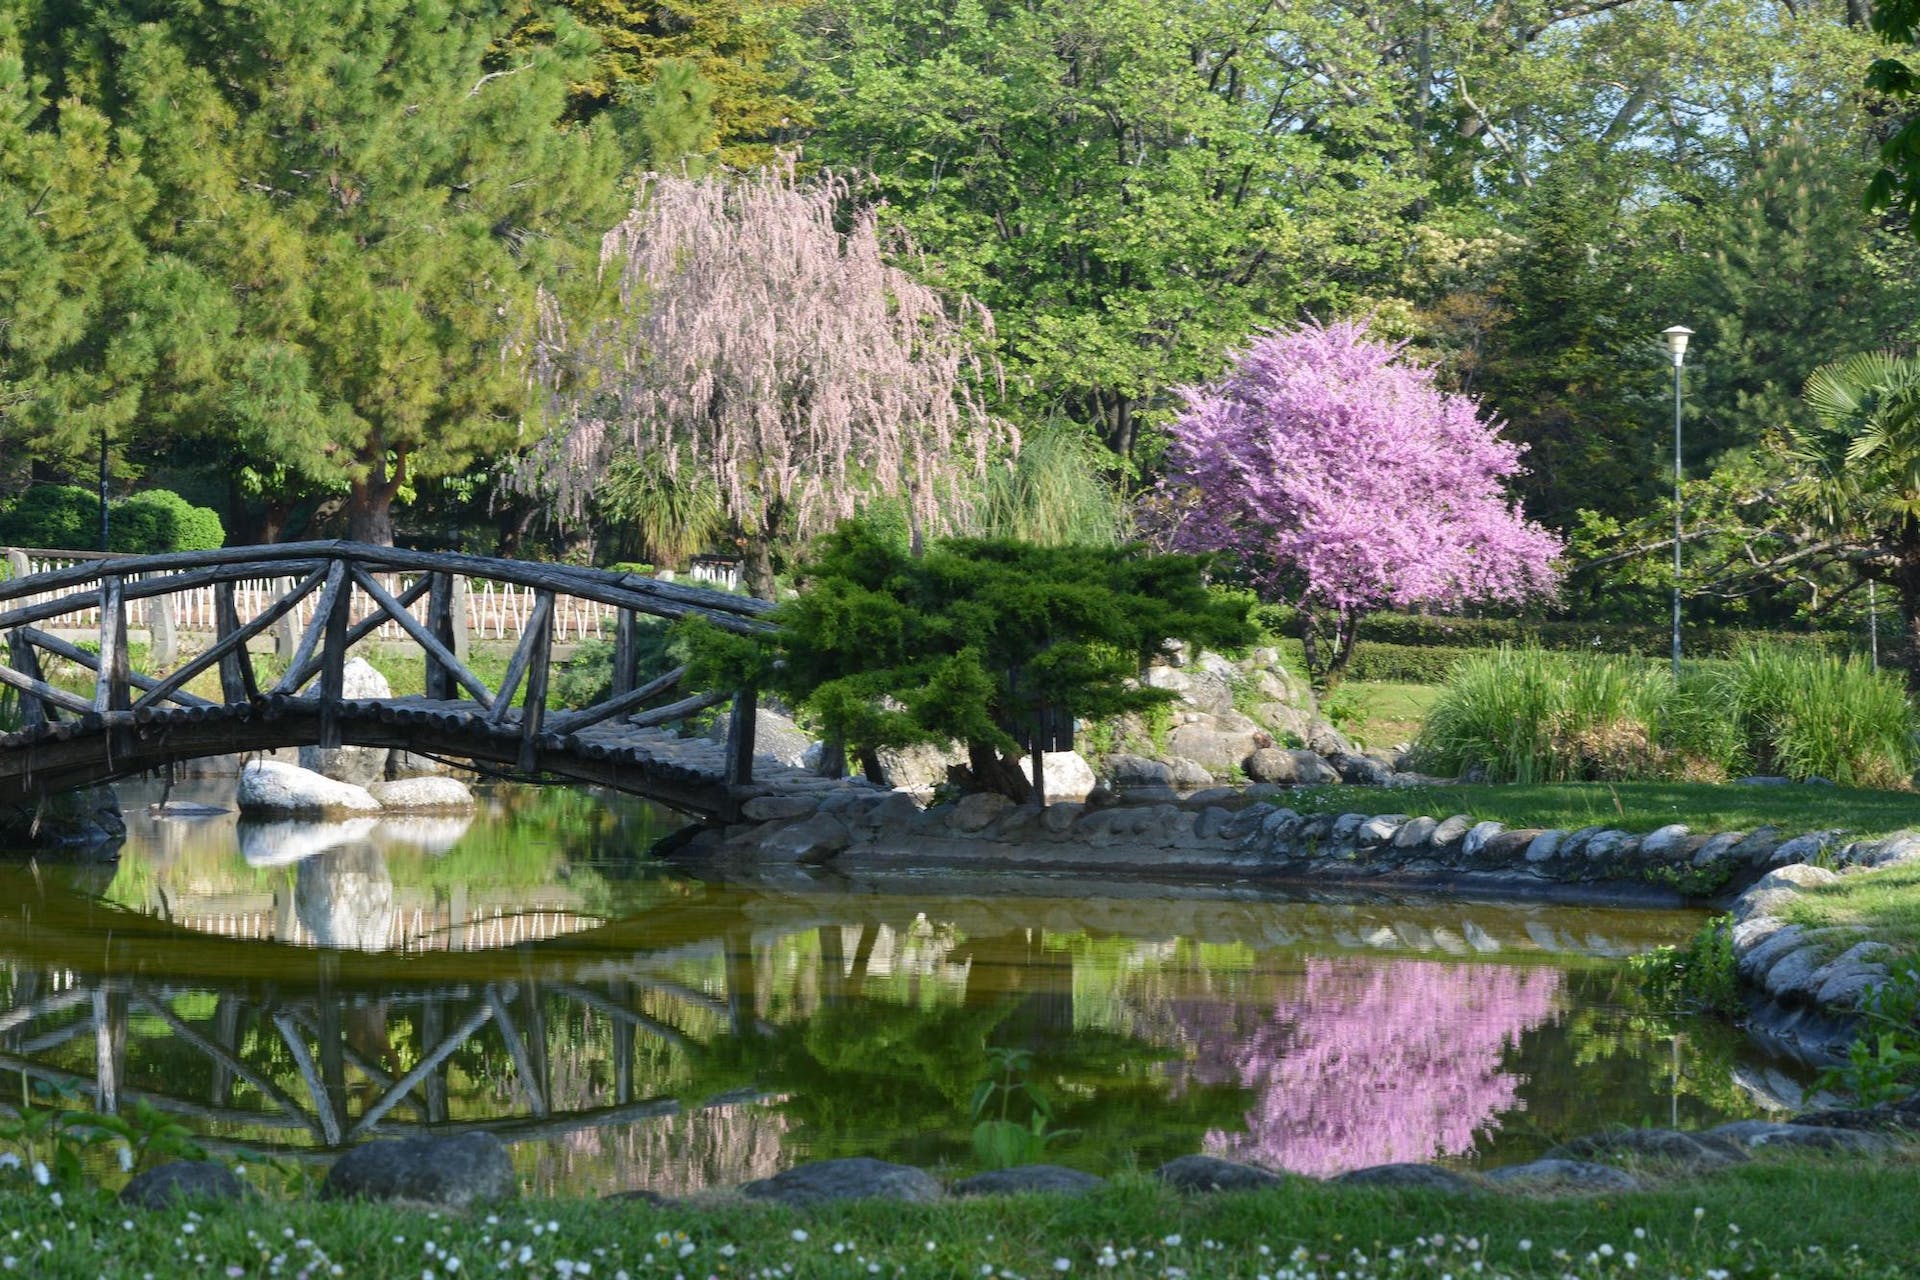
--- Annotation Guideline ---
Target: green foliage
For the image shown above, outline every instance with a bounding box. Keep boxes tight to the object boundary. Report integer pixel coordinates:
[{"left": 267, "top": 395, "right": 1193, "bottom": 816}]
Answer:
[
  {"left": 1718, "top": 646, "right": 1917, "bottom": 787},
  {"left": 1815, "top": 956, "right": 1920, "bottom": 1107},
  {"left": 0, "top": 485, "right": 96, "bottom": 548},
  {"left": 969, "top": 1047, "right": 1075, "bottom": 1170},
  {"left": 682, "top": 520, "right": 1255, "bottom": 785},
  {"left": 108, "top": 488, "right": 223, "bottom": 552},
  {"left": 0, "top": 1083, "right": 205, "bottom": 1192},
  {"left": 1416, "top": 646, "right": 1914, "bottom": 787},
  {"left": 0, "top": 485, "right": 221, "bottom": 551},
  {"left": 971, "top": 425, "right": 1130, "bottom": 548},
  {"left": 595, "top": 454, "right": 726, "bottom": 570},
  {"left": 1633, "top": 916, "right": 1742, "bottom": 1018}
]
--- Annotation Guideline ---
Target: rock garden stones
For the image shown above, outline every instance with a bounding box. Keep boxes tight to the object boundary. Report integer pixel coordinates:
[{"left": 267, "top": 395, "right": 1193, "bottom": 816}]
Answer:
[
  {"left": 742, "top": 1158, "right": 943, "bottom": 1207},
  {"left": 238, "top": 760, "right": 381, "bottom": 818},
  {"left": 120, "top": 1160, "right": 249, "bottom": 1209},
  {"left": 951, "top": 1165, "right": 1106, "bottom": 1197},
  {"left": 1154, "top": 1155, "right": 1289, "bottom": 1193},
  {"left": 322, "top": 1133, "right": 516, "bottom": 1209},
  {"left": 1484, "top": 1159, "right": 1642, "bottom": 1193},
  {"left": 1548, "top": 1128, "right": 1746, "bottom": 1174},
  {"left": 1333, "top": 1163, "right": 1481, "bottom": 1193},
  {"left": 368, "top": 776, "right": 476, "bottom": 811}
]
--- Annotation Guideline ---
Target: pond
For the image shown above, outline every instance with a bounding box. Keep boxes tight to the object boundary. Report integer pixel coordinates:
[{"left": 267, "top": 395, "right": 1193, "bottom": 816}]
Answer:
[{"left": 1, "top": 782, "right": 1812, "bottom": 1198}]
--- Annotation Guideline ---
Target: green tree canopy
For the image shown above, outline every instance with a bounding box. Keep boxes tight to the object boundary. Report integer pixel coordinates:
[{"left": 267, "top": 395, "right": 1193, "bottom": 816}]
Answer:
[
  {"left": 686, "top": 520, "right": 1255, "bottom": 798},
  {"left": 36, "top": 0, "right": 626, "bottom": 543}
]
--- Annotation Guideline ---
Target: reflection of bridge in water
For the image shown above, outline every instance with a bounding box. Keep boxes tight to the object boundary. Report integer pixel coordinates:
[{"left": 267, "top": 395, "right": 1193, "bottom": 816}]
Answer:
[{"left": 4, "top": 867, "right": 1756, "bottom": 1188}]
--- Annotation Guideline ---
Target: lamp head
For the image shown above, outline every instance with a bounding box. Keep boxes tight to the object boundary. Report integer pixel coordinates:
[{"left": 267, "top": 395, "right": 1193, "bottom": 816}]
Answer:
[{"left": 1661, "top": 325, "right": 1693, "bottom": 367}]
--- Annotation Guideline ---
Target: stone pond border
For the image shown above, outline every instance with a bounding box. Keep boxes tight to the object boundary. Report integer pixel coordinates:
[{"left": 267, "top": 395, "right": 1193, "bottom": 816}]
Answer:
[{"left": 115, "top": 1108, "right": 1920, "bottom": 1212}]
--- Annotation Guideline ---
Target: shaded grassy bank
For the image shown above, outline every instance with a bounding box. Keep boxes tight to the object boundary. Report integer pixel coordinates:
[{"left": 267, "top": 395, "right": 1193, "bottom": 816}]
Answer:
[
  {"left": 1283, "top": 780, "right": 1920, "bottom": 842},
  {"left": 5, "top": 1157, "right": 1920, "bottom": 1278},
  {"left": 1784, "top": 861, "right": 1920, "bottom": 953}
]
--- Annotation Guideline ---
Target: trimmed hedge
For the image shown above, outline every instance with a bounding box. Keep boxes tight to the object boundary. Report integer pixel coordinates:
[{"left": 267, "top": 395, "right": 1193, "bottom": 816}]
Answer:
[
  {"left": 0, "top": 486, "right": 223, "bottom": 553},
  {"left": 1254, "top": 605, "right": 1854, "bottom": 664}
]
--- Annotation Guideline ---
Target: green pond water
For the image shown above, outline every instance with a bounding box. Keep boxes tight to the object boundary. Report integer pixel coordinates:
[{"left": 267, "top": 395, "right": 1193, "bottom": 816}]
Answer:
[{"left": 1, "top": 782, "right": 1813, "bottom": 1198}]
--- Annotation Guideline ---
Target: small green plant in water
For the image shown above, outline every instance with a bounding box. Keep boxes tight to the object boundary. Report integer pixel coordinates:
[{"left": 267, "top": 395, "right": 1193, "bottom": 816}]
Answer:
[
  {"left": 1633, "top": 915, "right": 1742, "bottom": 1017},
  {"left": 970, "top": 1048, "right": 1076, "bottom": 1170},
  {"left": 1815, "top": 956, "right": 1920, "bottom": 1106}
]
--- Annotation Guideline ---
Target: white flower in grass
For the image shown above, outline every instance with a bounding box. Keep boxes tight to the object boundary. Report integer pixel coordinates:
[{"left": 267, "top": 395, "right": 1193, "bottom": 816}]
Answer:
[
  {"left": 30, "top": 1162, "right": 48, "bottom": 1187},
  {"left": 1053, "top": 1259, "right": 1071, "bottom": 1272}
]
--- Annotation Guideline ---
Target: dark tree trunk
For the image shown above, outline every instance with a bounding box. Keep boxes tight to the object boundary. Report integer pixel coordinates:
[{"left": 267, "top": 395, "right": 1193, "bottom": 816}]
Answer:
[
  {"left": 965, "top": 738, "right": 1034, "bottom": 802},
  {"left": 347, "top": 445, "right": 407, "bottom": 546}
]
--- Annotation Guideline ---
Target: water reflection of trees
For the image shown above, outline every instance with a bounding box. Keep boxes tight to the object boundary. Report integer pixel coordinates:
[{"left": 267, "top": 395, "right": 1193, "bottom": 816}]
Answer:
[{"left": 1, "top": 865, "right": 1804, "bottom": 1194}]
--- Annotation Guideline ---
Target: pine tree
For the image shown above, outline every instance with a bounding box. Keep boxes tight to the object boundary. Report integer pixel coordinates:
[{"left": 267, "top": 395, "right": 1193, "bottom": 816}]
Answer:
[{"left": 68, "top": 0, "right": 627, "bottom": 543}]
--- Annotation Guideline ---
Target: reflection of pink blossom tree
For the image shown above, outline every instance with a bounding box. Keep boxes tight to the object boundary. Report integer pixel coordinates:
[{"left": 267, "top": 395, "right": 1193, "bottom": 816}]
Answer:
[{"left": 1178, "top": 959, "right": 1563, "bottom": 1176}]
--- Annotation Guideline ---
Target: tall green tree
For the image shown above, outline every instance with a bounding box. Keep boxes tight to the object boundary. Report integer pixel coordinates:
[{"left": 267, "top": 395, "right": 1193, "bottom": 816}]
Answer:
[
  {"left": 0, "top": 3, "right": 231, "bottom": 499},
  {"left": 782, "top": 0, "right": 1422, "bottom": 459},
  {"left": 1790, "top": 350, "right": 1920, "bottom": 686},
  {"left": 47, "top": 0, "right": 626, "bottom": 544}
]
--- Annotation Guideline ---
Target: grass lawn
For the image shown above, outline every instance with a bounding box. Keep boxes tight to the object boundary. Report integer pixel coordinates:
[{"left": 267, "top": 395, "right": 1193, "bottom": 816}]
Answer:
[
  {"left": 1325, "top": 681, "right": 1442, "bottom": 751},
  {"left": 5, "top": 1157, "right": 1920, "bottom": 1279},
  {"left": 1782, "top": 861, "right": 1920, "bottom": 954},
  {"left": 1283, "top": 780, "right": 1920, "bottom": 840}
]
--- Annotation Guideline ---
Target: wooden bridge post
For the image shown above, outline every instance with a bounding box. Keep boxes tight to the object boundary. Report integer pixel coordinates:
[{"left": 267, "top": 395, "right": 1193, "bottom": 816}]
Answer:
[
  {"left": 214, "top": 581, "right": 260, "bottom": 703},
  {"left": 425, "top": 573, "right": 456, "bottom": 700},
  {"left": 516, "top": 589, "right": 555, "bottom": 772},
  {"left": 93, "top": 986, "right": 127, "bottom": 1116},
  {"left": 318, "top": 562, "right": 352, "bottom": 750},
  {"left": 613, "top": 608, "right": 638, "bottom": 697},
  {"left": 94, "top": 575, "right": 131, "bottom": 713},
  {"left": 725, "top": 686, "right": 757, "bottom": 786},
  {"left": 7, "top": 629, "right": 47, "bottom": 728}
]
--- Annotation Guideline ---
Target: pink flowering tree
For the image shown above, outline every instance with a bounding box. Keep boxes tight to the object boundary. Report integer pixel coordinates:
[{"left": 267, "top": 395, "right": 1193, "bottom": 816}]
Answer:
[
  {"left": 1160, "top": 320, "right": 1563, "bottom": 683},
  {"left": 523, "top": 159, "right": 1008, "bottom": 598}
]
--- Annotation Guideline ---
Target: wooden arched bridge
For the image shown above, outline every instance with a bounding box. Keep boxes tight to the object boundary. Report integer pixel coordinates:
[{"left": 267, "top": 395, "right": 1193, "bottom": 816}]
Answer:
[{"left": 0, "top": 541, "right": 830, "bottom": 820}]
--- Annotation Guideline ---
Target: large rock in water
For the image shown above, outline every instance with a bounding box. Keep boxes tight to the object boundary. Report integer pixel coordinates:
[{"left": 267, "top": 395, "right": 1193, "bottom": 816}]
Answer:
[
  {"left": 1020, "top": 751, "right": 1097, "bottom": 800},
  {"left": 298, "top": 658, "right": 393, "bottom": 787},
  {"left": 1154, "top": 1155, "right": 1289, "bottom": 1193},
  {"left": 368, "top": 777, "right": 475, "bottom": 811},
  {"left": 322, "top": 1133, "right": 516, "bottom": 1209},
  {"left": 238, "top": 761, "right": 381, "bottom": 818}
]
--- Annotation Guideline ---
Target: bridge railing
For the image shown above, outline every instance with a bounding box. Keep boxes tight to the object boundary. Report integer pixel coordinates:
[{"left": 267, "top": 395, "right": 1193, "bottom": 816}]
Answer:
[
  {"left": 2, "top": 546, "right": 750, "bottom": 644},
  {"left": 0, "top": 541, "right": 777, "bottom": 792}
]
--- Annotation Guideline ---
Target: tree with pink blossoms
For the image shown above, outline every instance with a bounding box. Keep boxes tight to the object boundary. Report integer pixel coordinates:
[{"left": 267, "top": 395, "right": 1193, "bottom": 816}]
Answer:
[
  {"left": 524, "top": 159, "right": 1008, "bottom": 598},
  {"left": 1160, "top": 320, "right": 1563, "bottom": 683}
]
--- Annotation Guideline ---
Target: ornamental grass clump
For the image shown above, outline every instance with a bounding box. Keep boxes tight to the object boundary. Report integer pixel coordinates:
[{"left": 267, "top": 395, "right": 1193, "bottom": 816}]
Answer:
[
  {"left": 1414, "top": 648, "right": 1731, "bottom": 784},
  {"left": 1717, "top": 645, "right": 1915, "bottom": 787}
]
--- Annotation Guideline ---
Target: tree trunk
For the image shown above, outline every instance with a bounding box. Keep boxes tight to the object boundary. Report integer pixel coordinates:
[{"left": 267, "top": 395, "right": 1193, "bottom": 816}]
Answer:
[
  {"left": 743, "top": 538, "right": 776, "bottom": 600},
  {"left": 346, "top": 483, "right": 395, "bottom": 545},
  {"left": 348, "top": 445, "right": 407, "bottom": 546},
  {"left": 965, "top": 738, "right": 1033, "bottom": 802}
]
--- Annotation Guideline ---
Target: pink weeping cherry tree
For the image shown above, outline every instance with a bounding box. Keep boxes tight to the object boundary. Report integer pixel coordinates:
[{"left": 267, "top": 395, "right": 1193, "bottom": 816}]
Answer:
[
  {"left": 1159, "top": 319, "right": 1563, "bottom": 683},
  {"left": 524, "top": 158, "right": 1008, "bottom": 597}
]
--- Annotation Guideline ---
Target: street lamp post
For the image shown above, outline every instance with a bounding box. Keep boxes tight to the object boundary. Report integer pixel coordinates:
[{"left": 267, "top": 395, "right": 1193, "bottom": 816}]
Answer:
[{"left": 1662, "top": 325, "right": 1693, "bottom": 682}]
